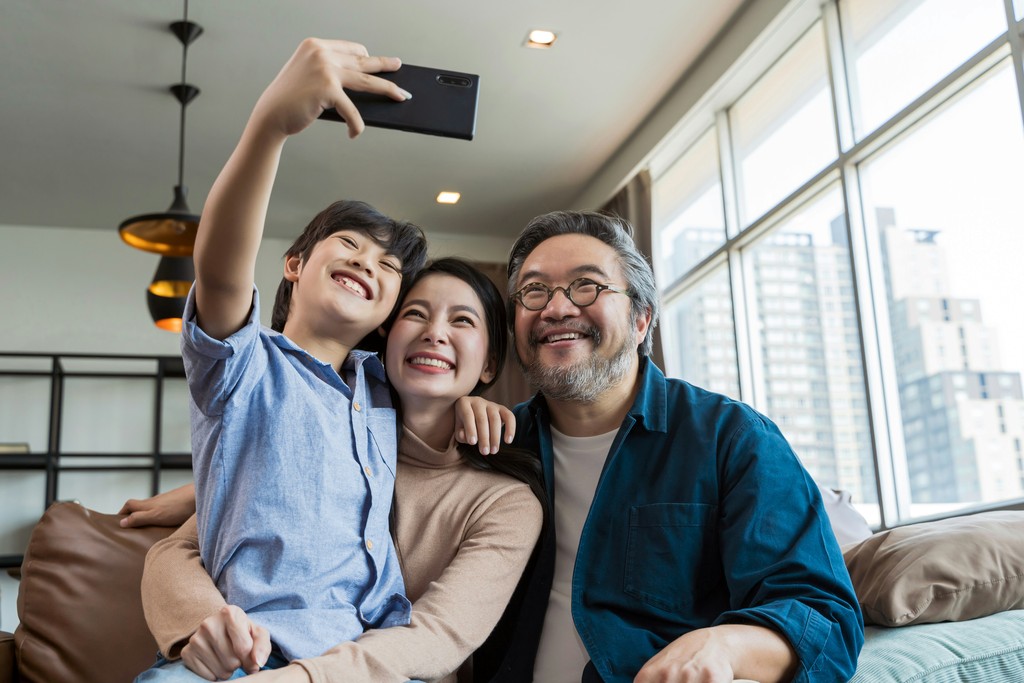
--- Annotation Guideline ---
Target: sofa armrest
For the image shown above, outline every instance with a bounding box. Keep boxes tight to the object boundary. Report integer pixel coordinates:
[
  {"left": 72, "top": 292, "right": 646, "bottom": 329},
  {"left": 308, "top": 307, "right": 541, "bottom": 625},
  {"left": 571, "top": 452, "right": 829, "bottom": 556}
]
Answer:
[{"left": 0, "top": 630, "right": 15, "bottom": 683}]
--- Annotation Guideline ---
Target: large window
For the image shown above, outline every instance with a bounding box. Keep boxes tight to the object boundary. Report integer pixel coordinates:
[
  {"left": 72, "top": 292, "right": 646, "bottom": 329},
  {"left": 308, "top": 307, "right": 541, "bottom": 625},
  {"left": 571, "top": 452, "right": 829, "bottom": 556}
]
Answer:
[{"left": 651, "top": 0, "right": 1024, "bottom": 527}]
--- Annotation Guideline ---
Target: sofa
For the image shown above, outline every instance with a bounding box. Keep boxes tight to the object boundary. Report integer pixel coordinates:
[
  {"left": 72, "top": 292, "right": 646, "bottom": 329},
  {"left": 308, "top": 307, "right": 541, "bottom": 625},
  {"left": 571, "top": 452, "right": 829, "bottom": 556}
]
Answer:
[{"left": 3, "top": 501, "right": 1024, "bottom": 683}]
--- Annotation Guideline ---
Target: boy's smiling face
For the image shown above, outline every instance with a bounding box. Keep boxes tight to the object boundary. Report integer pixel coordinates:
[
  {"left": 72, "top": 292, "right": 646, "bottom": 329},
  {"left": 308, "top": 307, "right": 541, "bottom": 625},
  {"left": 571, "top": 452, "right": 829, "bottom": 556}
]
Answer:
[{"left": 284, "top": 229, "right": 404, "bottom": 346}]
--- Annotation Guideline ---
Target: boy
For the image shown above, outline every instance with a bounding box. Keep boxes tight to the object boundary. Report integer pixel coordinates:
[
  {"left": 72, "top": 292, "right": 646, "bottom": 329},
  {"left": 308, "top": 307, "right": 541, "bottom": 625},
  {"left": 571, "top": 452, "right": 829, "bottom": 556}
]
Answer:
[{"left": 146, "top": 38, "right": 427, "bottom": 675}]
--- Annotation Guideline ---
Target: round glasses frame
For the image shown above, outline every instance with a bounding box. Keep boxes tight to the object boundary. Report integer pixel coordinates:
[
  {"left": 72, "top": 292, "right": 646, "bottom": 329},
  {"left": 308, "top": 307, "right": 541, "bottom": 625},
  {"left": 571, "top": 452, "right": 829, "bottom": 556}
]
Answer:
[{"left": 512, "top": 277, "right": 632, "bottom": 311}]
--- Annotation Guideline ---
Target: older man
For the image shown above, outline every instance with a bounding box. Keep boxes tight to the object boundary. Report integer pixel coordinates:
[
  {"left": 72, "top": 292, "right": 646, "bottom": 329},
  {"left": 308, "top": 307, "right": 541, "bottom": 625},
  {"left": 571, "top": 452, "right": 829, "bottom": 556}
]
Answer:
[{"left": 472, "top": 211, "right": 862, "bottom": 683}]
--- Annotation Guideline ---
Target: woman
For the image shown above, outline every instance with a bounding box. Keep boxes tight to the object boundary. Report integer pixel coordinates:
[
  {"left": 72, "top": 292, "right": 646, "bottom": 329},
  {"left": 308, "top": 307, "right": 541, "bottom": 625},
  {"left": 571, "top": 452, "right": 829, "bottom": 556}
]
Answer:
[{"left": 130, "top": 258, "right": 545, "bottom": 682}]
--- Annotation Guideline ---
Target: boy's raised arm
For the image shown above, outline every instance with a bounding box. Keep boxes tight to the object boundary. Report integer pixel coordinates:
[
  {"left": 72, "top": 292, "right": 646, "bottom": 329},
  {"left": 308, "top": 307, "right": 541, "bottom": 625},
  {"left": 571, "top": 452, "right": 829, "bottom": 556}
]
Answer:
[{"left": 193, "top": 38, "right": 409, "bottom": 339}]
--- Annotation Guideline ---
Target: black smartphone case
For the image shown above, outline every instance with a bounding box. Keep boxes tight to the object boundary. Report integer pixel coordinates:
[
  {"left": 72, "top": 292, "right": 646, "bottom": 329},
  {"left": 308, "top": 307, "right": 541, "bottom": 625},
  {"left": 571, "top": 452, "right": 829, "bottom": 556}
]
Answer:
[{"left": 319, "top": 64, "right": 479, "bottom": 141}]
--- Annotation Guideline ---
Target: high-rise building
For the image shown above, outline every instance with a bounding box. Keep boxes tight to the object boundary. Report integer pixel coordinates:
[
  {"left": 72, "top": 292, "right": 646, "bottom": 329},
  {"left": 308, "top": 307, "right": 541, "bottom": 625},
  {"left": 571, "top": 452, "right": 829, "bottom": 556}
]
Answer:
[{"left": 878, "top": 208, "right": 1024, "bottom": 504}]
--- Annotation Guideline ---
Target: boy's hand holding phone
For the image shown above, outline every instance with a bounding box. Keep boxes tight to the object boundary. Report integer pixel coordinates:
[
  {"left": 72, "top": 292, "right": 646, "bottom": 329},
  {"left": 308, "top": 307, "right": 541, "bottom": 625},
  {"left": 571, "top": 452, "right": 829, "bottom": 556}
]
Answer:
[
  {"left": 250, "top": 38, "right": 410, "bottom": 141},
  {"left": 320, "top": 64, "right": 480, "bottom": 141}
]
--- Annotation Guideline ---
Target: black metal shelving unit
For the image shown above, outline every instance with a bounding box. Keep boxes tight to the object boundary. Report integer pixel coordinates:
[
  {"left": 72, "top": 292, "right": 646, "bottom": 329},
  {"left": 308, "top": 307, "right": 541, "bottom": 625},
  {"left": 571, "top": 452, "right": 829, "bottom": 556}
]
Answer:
[{"left": 0, "top": 352, "right": 192, "bottom": 570}]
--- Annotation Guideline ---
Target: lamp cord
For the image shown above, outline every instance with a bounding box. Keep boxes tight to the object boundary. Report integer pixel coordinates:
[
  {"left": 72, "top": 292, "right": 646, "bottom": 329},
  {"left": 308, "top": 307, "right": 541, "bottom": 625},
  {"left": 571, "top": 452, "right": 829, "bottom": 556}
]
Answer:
[{"left": 177, "top": 0, "right": 190, "bottom": 189}]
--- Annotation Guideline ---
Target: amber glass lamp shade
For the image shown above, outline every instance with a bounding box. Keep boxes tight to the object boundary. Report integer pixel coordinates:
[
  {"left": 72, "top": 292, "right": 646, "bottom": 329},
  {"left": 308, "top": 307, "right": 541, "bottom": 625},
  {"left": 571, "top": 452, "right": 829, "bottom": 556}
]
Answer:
[
  {"left": 119, "top": 185, "right": 199, "bottom": 257},
  {"left": 147, "top": 256, "right": 194, "bottom": 332}
]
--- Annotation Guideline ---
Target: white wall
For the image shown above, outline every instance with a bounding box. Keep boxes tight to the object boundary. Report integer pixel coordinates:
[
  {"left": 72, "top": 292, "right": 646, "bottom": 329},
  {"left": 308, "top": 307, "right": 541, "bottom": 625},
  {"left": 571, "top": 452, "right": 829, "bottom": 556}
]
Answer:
[
  {"left": 0, "top": 222, "right": 511, "bottom": 632},
  {"left": 0, "top": 223, "right": 513, "bottom": 353}
]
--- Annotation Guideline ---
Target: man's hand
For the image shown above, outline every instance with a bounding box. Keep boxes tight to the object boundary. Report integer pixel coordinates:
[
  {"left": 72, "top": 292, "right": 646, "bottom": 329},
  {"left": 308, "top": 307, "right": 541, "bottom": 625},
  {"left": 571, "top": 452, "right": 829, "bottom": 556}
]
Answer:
[
  {"left": 181, "top": 605, "right": 271, "bottom": 681},
  {"left": 635, "top": 624, "right": 796, "bottom": 683},
  {"left": 119, "top": 483, "right": 196, "bottom": 528},
  {"left": 251, "top": 37, "right": 409, "bottom": 141},
  {"left": 454, "top": 396, "right": 516, "bottom": 455},
  {"left": 634, "top": 628, "right": 734, "bottom": 683}
]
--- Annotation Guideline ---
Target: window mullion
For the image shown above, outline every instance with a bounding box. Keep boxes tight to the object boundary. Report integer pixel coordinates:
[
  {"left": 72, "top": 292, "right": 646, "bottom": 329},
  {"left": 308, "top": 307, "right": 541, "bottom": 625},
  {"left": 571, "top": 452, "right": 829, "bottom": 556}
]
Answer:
[
  {"left": 843, "top": 165, "right": 912, "bottom": 527},
  {"left": 717, "top": 110, "right": 753, "bottom": 405},
  {"left": 822, "top": 0, "right": 856, "bottom": 152},
  {"left": 1004, "top": 0, "right": 1024, "bottom": 132}
]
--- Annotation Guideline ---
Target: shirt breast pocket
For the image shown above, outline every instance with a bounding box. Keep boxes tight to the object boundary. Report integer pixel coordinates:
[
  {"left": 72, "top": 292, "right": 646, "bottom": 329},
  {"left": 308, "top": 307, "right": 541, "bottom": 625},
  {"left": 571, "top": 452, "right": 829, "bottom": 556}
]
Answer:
[{"left": 624, "top": 503, "right": 721, "bottom": 612}]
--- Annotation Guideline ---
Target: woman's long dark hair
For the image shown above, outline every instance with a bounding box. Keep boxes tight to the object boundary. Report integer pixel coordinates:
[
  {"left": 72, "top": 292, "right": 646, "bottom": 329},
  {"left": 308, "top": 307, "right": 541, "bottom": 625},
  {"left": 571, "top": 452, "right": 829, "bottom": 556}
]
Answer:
[{"left": 385, "top": 258, "right": 548, "bottom": 534}]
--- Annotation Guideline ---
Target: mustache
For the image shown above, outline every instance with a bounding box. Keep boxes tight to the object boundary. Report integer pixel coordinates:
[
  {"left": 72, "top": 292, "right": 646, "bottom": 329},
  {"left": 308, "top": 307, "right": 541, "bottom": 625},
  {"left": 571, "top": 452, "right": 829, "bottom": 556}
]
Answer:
[{"left": 527, "top": 320, "right": 601, "bottom": 346}]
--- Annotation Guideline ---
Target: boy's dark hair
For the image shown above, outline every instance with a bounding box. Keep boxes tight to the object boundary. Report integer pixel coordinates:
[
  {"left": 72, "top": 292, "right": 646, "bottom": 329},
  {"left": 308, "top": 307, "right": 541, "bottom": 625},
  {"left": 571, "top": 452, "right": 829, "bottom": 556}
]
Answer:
[{"left": 270, "top": 200, "right": 429, "bottom": 346}]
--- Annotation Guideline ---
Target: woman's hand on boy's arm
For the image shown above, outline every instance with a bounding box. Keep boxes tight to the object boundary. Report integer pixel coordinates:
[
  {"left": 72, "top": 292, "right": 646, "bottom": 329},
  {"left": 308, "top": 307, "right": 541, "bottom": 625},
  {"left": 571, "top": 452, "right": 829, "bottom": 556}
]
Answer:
[
  {"left": 454, "top": 396, "right": 516, "bottom": 455},
  {"left": 119, "top": 482, "right": 197, "bottom": 528}
]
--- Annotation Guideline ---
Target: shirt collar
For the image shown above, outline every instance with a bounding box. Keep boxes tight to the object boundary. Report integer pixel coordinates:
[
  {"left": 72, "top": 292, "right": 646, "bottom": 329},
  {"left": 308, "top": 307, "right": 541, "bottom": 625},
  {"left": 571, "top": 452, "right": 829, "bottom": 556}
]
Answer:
[{"left": 266, "top": 329, "right": 386, "bottom": 382}]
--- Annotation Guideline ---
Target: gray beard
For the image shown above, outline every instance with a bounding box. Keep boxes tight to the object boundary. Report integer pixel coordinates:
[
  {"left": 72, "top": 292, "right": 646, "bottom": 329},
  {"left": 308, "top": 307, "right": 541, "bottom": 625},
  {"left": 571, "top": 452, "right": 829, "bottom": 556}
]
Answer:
[{"left": 517, "top": 330, "right": 635, "bottom": 404}]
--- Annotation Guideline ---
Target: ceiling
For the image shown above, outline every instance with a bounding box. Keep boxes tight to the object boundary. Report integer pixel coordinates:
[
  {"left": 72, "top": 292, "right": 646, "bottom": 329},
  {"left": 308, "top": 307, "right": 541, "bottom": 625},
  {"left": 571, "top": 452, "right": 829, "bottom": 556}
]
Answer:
[{"left": 1, "top": 0, "right": 748, "bottom": 244}]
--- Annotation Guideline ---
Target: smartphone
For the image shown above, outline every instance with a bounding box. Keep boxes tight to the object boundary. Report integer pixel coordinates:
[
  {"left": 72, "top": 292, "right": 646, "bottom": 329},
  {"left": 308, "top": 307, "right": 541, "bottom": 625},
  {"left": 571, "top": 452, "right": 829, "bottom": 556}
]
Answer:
[{"left": 319, "top": 64, "right": 479, "bottom": 141}]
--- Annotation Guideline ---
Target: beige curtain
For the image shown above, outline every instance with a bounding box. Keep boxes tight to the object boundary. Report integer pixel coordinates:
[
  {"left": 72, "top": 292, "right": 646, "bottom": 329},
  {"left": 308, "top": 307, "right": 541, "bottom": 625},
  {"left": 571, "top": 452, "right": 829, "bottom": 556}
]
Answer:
[
  {"left": 600, "top": 169, "right": 664, "bottom": 368},
  {"left": 473, "top": 261, "right": 533, "bottom": 408}
]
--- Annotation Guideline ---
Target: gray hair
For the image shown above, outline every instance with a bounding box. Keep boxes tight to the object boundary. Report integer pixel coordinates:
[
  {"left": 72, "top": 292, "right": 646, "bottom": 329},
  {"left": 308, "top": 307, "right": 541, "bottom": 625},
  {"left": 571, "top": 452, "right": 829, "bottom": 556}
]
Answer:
[{"left": 506, "top": 210, "right": 660, "bottom": 357}]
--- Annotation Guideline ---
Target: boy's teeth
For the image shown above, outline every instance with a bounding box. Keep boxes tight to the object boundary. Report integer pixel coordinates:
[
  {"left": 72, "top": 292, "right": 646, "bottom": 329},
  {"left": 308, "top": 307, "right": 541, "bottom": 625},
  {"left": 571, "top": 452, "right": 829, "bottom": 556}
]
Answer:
[
  {"left": 335, "top": 275, "right": 367, "bottom": 297},
  {"left": 410, "top": 357, "right": 452, "bottom": 369}
]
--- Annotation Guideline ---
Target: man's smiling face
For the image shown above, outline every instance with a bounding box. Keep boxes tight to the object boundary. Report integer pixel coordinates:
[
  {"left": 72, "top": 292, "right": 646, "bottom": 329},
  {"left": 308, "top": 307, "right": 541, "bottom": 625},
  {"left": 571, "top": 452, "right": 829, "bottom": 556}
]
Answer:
[{"left": 512, "top": 233, "right": 648, "bottom": 403}]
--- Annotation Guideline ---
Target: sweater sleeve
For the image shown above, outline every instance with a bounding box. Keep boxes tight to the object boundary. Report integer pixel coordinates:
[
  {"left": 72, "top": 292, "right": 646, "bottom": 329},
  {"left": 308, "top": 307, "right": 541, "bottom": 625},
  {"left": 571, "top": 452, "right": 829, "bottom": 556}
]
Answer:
[
  {"left": 141, "top": 514, "right": 227, "bottom": 659},
  {"left": 295, "top": 484, "right": 543, "bottom": 683}
]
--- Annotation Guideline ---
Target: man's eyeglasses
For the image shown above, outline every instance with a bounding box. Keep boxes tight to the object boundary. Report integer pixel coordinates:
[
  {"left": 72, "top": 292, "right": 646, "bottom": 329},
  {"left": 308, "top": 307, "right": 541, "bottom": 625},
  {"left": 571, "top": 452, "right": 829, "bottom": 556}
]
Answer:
[{"left": 513, "top": 277, "right": 632, "bottom": 311}]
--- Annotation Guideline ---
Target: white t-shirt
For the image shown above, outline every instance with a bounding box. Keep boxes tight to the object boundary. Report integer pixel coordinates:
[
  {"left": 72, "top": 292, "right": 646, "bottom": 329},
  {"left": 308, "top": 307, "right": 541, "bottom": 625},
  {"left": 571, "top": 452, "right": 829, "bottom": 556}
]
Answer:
[{"left": 532, "top": 426, "right": 618, "bottom": 682}]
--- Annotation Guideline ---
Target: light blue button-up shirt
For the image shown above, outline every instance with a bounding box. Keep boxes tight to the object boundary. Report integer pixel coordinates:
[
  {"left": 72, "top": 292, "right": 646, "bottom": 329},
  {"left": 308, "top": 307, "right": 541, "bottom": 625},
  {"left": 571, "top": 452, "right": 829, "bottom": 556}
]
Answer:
[{"left": 181, "top": 288, "right": 410, "bottom": 661}]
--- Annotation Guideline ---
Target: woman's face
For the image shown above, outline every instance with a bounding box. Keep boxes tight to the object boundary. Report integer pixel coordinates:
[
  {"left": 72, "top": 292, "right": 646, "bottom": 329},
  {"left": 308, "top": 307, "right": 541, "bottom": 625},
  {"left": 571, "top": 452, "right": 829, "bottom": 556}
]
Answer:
[{"left": 386, "top": 273, "right": 495, "bottom": 408}]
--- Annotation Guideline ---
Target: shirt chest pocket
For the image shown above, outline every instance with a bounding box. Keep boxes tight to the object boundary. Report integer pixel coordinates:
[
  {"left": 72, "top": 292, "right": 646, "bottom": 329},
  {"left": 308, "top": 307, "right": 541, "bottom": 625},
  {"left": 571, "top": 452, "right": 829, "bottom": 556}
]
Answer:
[{"left": 624, "top": 503, "right": 722, "bottom": 612}]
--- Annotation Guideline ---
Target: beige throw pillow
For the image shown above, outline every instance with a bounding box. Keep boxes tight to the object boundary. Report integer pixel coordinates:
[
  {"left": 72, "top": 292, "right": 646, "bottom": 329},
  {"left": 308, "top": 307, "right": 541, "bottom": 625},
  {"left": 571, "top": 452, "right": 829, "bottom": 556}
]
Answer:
[{"left": 843, "top": 510, "right": 1024, "bottom": 627}]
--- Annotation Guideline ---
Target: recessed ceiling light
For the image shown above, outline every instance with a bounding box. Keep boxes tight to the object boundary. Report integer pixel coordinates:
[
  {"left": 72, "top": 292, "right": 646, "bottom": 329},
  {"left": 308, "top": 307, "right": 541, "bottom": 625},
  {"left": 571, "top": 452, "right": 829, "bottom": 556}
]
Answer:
[
  {"left": 525, "top": 29, "right": 558, "bottom": 49},
  {"left": 436, "top": 191, "right": 461, "bottom": 204}
]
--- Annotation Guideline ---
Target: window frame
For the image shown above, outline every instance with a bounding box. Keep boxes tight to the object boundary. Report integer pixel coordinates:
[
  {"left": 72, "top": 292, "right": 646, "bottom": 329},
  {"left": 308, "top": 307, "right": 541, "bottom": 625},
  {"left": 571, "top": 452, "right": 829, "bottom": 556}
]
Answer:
[{"left": 649, "top": 0, "right": 1024, "bottom": 529}]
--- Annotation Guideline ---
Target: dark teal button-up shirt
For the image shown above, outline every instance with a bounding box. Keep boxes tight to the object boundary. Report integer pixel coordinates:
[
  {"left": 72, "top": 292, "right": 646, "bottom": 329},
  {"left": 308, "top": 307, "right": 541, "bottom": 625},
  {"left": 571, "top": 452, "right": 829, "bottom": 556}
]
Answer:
[{"left": 500, "top": 358, "right": 862, "bottom": 683}]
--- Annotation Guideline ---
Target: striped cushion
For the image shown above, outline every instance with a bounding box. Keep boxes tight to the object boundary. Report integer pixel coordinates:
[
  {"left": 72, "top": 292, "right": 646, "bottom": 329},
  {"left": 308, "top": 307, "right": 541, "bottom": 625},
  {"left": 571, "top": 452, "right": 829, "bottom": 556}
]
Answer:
[{"left": 850, "top": 610, "right": 1024, "bottom": 682}]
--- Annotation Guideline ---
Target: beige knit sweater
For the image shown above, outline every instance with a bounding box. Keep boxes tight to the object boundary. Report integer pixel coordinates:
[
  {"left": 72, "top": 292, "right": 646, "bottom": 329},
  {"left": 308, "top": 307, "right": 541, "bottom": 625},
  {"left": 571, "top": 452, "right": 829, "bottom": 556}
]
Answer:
[{"left": 141, "top": 430, "right": 543, "bottom": 683}]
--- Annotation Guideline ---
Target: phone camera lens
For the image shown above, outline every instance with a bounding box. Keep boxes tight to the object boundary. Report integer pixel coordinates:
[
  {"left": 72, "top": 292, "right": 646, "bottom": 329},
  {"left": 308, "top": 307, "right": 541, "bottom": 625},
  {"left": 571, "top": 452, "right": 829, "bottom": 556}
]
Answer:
[{"left": 437, "top": 75, "right": 472, "bottom": 88}]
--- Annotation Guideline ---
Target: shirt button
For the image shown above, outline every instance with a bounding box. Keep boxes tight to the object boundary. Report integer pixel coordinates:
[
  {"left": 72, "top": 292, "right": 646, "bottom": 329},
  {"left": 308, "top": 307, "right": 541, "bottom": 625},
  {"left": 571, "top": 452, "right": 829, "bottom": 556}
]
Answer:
[
  {"left": 353, "top": 401, "right": 361, "bottom": 412},
  {"left": 364, "top": 465, "right": 373, "bottom": 477},
  {"left": 366, "top": 539, "right": 374, "bottom": 551}
]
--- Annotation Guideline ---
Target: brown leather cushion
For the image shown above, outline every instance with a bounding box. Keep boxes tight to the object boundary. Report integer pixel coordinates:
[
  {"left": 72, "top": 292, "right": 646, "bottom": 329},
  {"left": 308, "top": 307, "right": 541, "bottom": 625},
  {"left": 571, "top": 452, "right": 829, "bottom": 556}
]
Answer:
[{"left": 15, "top": 502, "right": 175, "bottom": 683}]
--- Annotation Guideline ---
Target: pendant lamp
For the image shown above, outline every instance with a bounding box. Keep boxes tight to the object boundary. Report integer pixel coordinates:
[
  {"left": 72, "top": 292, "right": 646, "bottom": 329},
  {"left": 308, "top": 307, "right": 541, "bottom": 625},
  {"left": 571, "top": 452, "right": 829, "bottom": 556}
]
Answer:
[
  {"left": 118, "top": 1, "right": 203, "bottom": 257},
  {"left": 147, "top": 255, "right": 195, "bottom": 333}
]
